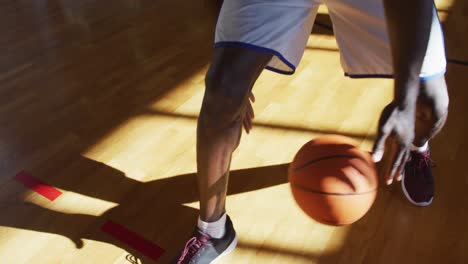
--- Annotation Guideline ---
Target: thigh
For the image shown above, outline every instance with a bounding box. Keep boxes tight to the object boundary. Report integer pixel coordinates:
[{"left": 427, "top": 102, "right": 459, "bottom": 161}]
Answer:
[
  {"left": 414, "top": 76, "right": 449, "bottom": 143},
  {"left": 418, "top": 76, "right": 449, "bottom": 116}
]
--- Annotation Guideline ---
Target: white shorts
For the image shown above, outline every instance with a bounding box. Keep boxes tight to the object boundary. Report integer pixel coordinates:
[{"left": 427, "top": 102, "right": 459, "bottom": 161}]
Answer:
[{"left": 215, "top": 0, "right": 446, "bottom": 79}]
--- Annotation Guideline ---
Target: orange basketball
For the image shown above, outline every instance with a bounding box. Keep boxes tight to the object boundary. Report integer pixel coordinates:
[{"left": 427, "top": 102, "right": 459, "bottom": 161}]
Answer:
[{"left": 288, "top": 135, "right": 378, "bottom": 225}]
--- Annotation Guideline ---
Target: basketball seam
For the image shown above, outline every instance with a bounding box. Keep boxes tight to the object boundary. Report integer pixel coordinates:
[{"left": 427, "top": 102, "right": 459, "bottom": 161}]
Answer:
[
  {"left": 292, "top": 154, "right": 367, "bottom": 171},
  {"left": 290, "top": 182, "right": 377, "bottom": 196},
  {"left": 313, "top": 215, "right": 357, "bottom": 226}
]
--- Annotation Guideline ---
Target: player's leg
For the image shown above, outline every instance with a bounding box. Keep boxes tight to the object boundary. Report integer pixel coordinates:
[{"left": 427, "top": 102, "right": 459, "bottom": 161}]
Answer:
[
  {"left": 414, "top": 77, "right": 449, "bottom": 148},
  {"left": 198, "top": 47, "right": 271, "bottom": 223},
  {"left": 399, "top": 6, "right": 448, "bottom": 206},
  {"left": 413, "top": 4, "right": 449, "bottom": 147},
  {"left": 174, "top": 0, "right": 319, "bottom": 262},
  {"left": 403, "top": 75, "right": 449, "bottom": 206},
  {"left": 172, "top": 47, "right": 271, "bottom": 264},
  {"left": 324, "top": 0, "right": 447, "bottom": 206}
]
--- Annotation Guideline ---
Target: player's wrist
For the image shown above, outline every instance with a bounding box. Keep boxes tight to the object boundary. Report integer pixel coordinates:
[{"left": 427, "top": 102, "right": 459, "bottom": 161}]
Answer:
[
  {"left": 393, "top": 98, "right": 417, "bottom": 113},
  {"left": 393, "top": 80, "right": 419, "bottom": 110}
]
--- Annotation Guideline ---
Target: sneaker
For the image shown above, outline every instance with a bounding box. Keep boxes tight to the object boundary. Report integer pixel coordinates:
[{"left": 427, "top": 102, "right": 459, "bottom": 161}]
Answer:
[
  {"left": 173, "top": 215, "right": 237, "bottom": 264},
  {"left": 401, "top": 148, "right": 435, "bottom": 206}
]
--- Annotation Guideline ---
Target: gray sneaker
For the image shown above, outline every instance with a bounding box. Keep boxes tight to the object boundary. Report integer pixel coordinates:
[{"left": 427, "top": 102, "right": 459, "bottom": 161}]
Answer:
[{"left": 173, "top": 215, "right": 237, "bottom": 264}]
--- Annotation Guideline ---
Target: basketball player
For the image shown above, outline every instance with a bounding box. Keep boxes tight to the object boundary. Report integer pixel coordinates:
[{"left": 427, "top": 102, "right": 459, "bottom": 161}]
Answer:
[{"left": 174, "top": 0, "right": 449, "bottom": 263}]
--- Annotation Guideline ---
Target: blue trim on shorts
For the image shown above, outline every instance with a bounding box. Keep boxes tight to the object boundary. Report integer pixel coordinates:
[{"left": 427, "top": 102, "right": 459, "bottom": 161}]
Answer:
[
  {"left": 214, "top": 41, "right": 296, "bottom": 75},
  {"left": 420, "top": 70, "right": 446, "bottom": 81}
]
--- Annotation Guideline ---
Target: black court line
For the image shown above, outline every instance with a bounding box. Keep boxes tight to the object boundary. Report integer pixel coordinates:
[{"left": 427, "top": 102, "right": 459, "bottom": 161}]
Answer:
[
  {"left": 448, "top": 59, "right": 468, "bottom": 66},
  {"left": 314, "top": 21, "right": 333, "bottom": 31}
]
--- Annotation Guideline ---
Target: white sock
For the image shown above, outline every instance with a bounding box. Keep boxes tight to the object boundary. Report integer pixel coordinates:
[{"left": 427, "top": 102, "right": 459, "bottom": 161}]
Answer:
[
  {"left": 197, "top": 213, "right": 227, "bottom": 239},
  {"left": 411, "top": 141, "right": 429, "bottom": 153}
]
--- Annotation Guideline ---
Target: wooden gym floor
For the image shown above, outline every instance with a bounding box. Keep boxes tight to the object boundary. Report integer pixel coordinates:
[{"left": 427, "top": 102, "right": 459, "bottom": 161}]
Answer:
[{"left": 0, "top": 0, "right": 467, "bottom": 263}]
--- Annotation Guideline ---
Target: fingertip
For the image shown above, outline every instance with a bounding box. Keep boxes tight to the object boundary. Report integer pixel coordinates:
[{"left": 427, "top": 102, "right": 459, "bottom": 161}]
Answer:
[
  {"left": 372, "top": 151, "right": 383, "bottom": 163},
  {"left": 386, "top": 179, "right": 393, "bottom": 185}
]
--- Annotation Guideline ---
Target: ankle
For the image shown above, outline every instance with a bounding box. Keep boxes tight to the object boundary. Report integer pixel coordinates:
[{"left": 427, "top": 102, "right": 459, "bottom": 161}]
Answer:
[
  {"left": 200, "top": 207, "right": 226, "bottom": 222},
  {"left": 197, "top": 212, "right": 227, "bottom": 239},
  {"left": 411, "top": 141, "right": 429, "bottom": 153}
]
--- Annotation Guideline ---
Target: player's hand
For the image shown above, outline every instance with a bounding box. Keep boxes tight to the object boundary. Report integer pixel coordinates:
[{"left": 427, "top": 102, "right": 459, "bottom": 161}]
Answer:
[
  {"left": 372, "top": 101, "right": 416, "bottom": 185},
  {"left": 243, "top": 92, "right": 255, "bottom": 134}
]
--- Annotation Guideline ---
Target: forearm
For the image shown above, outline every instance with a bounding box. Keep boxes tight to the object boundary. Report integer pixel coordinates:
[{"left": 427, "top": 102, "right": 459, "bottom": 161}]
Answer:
[{"left": 383, "top": 0, "right": 433, "bottom": 107}]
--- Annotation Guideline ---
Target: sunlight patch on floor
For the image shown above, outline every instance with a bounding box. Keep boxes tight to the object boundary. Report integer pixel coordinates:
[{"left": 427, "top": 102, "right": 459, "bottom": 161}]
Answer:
[{"left": 220, "top": 184, "right": 350, "bottom": 263}]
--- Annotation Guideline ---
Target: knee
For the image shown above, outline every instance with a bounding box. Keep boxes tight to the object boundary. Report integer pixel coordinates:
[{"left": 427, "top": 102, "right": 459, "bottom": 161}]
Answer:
[{"left": 201, "top": 66, "right": 251, "bottom": 128}]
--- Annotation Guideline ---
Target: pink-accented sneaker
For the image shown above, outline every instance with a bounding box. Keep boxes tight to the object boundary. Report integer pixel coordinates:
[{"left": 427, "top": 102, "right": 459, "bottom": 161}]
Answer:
[
  {"left": 402, "top": 148, "right": 435, "bottom": 206},
  {"left": 173, "top": 215, "right": 237, "bottom": 264}
]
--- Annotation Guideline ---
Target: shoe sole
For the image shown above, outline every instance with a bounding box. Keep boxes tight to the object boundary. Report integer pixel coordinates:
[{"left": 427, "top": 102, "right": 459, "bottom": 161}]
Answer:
[
  {"left": 401, "top": 173, "right": 433, "bottom": 207},
  {"left": 211, "top": 234, "right": 238, "bottom": 264}
]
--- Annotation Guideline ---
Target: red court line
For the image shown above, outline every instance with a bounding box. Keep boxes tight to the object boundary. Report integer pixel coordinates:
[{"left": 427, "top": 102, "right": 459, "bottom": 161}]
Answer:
[
  {"left": 14, "top": 171, "right": 62, "bottom": 201},
  {"left": 101, "top": 220, "right": 165, "bottom": 261}
]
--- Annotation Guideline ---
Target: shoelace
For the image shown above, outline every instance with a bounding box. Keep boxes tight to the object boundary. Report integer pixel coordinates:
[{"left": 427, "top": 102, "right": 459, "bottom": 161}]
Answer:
[
  {"left": 419, "top": 152, "right": 435, "bottom": 167},
  {"left": 178, "top": 230, "right": 211, "bottom": 263},
  {"left": 418, "top": 151, "right": 435, "bottom": 169},
  {"left": 409, "top": 151, "right": 435, "bottom": 182}
]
